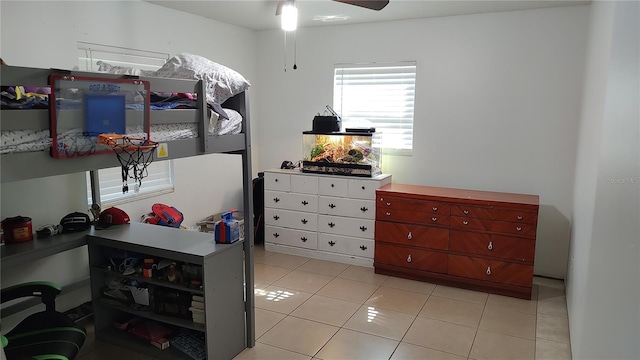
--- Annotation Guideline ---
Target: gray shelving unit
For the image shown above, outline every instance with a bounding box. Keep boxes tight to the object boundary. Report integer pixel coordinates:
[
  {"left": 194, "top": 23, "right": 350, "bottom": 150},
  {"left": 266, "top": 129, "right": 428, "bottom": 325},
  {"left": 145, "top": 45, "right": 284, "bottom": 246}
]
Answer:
[{"left": 87, "top": 223, "right": 246, "bottom": 359}]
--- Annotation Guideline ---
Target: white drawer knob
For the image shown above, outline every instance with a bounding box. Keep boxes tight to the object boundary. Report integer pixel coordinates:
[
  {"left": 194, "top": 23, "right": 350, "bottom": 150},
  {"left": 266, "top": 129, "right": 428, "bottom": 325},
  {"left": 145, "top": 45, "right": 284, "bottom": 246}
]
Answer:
[
  {"left": 463, "top": 210, "right": 469, "bottom": 215},
  {"left": 432, "top": 207, "right": 438, "bottom": 211},
  {"left": 386, "top": 202, "right": 391, "bottom": 206},
  {"left": 486, "top": 267, "right": 491, "bottom": 275},
  {"left": 406, "top": 254, "right": 412, "bottom": 263},
  {"left": 407, "top": 231, "right": 412, "bottom": 240},
  {"left": 487, "top": 241, "right": 493, "bottom": 250},
  {"left": 462, "top": 220, "right": 469, "bottom": 225},
  {"left": 517, "top": 215, "right": 523, "bottom": 220},
  {"left": 432, "top": 217, "right": 437, "bottom": 222},
  {"left": 516, "top": 226, "right": 522, "bottom": 232},
  {"left": 386, "top": 212, "right": 391, "bottom": 216}
]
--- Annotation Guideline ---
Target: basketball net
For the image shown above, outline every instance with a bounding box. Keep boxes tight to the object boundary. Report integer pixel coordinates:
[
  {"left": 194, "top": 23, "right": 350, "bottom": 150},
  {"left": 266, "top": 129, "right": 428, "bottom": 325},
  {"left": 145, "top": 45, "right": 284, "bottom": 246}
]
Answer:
[{"left": 98, "top": 134, "right": 159, "bottom": 194}]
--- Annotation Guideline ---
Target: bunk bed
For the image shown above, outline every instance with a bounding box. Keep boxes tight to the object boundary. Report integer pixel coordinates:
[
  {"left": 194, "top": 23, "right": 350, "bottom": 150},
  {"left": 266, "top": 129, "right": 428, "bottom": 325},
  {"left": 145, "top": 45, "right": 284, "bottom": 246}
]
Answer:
[{"left": 0, "top": 62, "right": 256, "bottom": 356}]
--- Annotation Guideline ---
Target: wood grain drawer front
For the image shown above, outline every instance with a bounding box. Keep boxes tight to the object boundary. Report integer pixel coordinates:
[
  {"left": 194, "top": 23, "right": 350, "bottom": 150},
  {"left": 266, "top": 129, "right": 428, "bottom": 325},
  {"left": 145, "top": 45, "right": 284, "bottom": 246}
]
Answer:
[
  {"left": 449, "top": 231, "right": 535, "bottom": 262},
  {"left": 318, "top": 215, "right": 375, "bottom": 239},
  {"left": 451, "top": 205, "right": 493, "bottom": 219},
  {"left": 319, "top": 197, "right": 375, "bottom": 219},
  {"left": 376, "top": 207, "right": 451, "bottom": 226},
  {"left": 375, "top": 221, "right": 449, "bottom": 250},
  {"left": 264, "top": 172, "right": 290, "bottom": 191},
  {"left": 491, "top": 221, "right": 537, "bottom": 237},
  {"left": 375, "top": 243, "right": 448, "bottom": 273},
  {"left": 448, "top": 255, "right": 533, "bottom": 287},
  {"left": 265, "top": 225, "right": 317, "bottom": 250},
  {"left": 265, "top": 208, "right": 318, "bottom": 231},
  {"left": 265, "top": 190, "right": 318, "bottom": 213},
  {"left": 493, "top": 209, "right": 537, "bottom": 224},
  {"left": 377, "top": 196, "right": 450, "bottom": 214},
  {"left": 291, "top": 174, "right": 319, "bottom": 194},
  {"left": 450, "top": 216, "right": 491, "bottom": 231},
  {"left": 319, "top": 233, "right": 375, "bottom": 258},
  {"left": 348, "top": 179, "right": 380, "bottom": 199},
  {"left": 318, "top": 177, "right": 348, "bottom": 197}
]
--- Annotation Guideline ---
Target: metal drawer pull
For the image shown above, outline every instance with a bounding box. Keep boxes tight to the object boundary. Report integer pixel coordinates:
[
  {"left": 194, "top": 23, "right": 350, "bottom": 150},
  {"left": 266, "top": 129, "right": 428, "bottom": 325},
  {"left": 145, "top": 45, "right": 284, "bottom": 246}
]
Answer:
[
  {"left": 328, "top": 222, "right": 335, "bottom": 228},
  {"left": 464, "top": 210, "right": 469, "bottom": 214},
  {"left": 486, "top": 267, "right": 491, "bottom": 275},
  {"left": 462, "top": 220, "right": 469, "bottom": 225},
  {"left": 408, "top": 231, "right": 412, "bottom": 240},
  {"left": 273, "top": 233, "right": 280, "bottom": 238},
  {"left": 301, "top": 237, "right": 308, "bottom": 242},
  {"left": 301, "top": 219, "right": 308, "bottom": 224},
  {"left": 331, "top": 184, "right": 335, "bottom": 188},
  {"left": 432, "top": 217, "right": 437, "bottom": 222},
  {"left": 360, "top": 245, "right": 368, "bottom": 251},
  {"left": 516, "top": 226, "right": 522, "bottom": 231},
  {"left": 517, "top": 215, "right": 523, "bottom": 220},
  {"left": 329, "top": 204, "right": 336, "bottom": 209},
  {"left": 362, "top": 186, "right": 366, "bottom": 190},
  {"left": 273, "top": 215, "right": 280, "bottom": 220},
  {"left": 275, "top": 178, "right": 278, "bottom": 182},
  {"left": 386, "top": 202, "right": 391, "bottom": 206},
  {"left": 488, "top": 241, "right": 493, "bottom": 250},
  {"left": 407, "top": 254, "right": 412, "bottom": 263},
  {"left": 274, "top": 197, "right": 280, "bottom": 203},
  {"left": 386, "top": 212, "right": 391, "bottom": 216},
  {"left": 432, "top": 207, "right": 438, "bottom": 211},
  {"left": 360, "top": 206, "right": 368, "bottom": 212},
  {"left": 360, "top": 226, "right": 367, "bottom": 231},
  {"left": 328, "top": 241, "right": 336, "bottom": 246},
  {"left": 302, "top": 200, "right": 309, "bottom": 206}
]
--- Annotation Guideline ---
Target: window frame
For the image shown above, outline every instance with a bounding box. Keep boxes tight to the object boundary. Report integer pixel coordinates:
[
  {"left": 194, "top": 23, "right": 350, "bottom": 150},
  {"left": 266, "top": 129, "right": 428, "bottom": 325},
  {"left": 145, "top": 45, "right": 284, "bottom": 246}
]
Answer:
[{"left": 333, "top": 61, "right": 417, "bottom": 156}]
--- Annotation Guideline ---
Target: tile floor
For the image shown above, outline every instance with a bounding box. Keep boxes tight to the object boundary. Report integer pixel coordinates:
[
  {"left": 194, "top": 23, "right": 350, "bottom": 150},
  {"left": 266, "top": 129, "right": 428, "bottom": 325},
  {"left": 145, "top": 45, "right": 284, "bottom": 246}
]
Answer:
[{"left": 76, "top": 246, "right": 572, "bottom": 359}]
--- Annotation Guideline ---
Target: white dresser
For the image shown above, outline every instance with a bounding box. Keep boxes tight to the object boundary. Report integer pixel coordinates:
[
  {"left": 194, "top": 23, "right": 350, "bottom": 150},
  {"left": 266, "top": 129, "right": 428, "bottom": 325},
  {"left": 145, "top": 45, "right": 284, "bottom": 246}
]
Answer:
[{"left": 263, "top": 169, "right": 392, "bottom": 266}]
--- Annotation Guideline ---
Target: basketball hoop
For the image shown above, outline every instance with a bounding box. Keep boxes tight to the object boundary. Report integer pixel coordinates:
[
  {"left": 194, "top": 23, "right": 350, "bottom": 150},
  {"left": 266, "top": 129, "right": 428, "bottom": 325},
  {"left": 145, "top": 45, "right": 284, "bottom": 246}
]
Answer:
[{"left": 98, "top": 133, "right": 159, "bottom": 194}]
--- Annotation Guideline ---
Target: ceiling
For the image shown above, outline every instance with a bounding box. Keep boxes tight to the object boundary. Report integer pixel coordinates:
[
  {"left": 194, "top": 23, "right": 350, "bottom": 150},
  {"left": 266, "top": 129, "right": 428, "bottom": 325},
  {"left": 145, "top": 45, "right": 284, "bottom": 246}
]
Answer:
[{"left": 145, "top": 0, "right": 590, "bottom": 31}]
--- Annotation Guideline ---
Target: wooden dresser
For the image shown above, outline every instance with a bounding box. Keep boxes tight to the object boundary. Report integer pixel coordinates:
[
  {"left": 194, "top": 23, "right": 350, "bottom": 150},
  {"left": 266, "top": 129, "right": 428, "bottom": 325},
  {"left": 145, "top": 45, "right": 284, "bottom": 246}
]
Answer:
[{"left": 374, "top": 184, "right": 539, "bottom": 299}]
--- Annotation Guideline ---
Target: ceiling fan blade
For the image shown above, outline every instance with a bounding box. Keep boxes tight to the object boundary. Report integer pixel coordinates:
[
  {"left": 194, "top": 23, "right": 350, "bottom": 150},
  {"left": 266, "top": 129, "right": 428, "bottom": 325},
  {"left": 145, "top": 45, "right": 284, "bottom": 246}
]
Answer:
[
  {"left": 275, "top": 0, "right": 285, "bottom": 16},
  {"left": 332, "top": 0, "right": 390, "bottom": 11}
]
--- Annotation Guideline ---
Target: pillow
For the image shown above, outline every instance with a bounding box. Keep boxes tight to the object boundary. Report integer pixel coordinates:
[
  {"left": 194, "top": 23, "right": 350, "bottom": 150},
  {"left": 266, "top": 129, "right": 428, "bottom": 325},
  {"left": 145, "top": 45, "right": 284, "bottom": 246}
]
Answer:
[
  {"left": 152, "top": 53, "right": 250, "bottom": 104},
  {"left": 96, "top": 61, "right": 156, "bottom": 77}
]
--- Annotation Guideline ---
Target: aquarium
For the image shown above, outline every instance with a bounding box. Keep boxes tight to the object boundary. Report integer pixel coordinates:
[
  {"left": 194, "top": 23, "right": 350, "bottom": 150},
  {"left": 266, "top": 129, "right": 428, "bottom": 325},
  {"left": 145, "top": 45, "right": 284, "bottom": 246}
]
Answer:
[{"left": 302, "top": 131, "right": 382, "bottom": 177}]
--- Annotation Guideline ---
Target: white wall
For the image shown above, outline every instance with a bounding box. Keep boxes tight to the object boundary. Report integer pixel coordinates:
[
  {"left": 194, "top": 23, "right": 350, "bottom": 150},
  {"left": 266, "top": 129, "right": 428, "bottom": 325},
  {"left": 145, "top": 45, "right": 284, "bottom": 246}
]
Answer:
[
  {"left": 255, "top": 5, "right": 590, "bottom": 278},
  {"left": 0, "top": 0, "right": 257, "bottom": 327},
  {"left": 566, "top": 1, "right": 640, "bottom": 359}
]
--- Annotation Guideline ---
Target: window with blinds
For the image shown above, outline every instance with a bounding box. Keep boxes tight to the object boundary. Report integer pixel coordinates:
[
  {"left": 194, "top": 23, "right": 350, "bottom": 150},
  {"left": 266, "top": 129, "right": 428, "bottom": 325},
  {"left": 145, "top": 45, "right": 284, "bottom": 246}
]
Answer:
[
  {"left": 79, "top": 42, "right": 174, "bottom": 206},
  {"left": 333, "top": 62, "right": 416, "bottom": 154}
]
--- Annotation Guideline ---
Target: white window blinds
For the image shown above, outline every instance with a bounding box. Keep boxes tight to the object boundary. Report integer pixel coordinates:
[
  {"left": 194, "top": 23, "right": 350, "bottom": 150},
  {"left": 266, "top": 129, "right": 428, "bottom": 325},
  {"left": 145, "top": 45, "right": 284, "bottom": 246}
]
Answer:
[
  {"left": 333, "top": 62, "right": 416, "bottom": 154},
  {"left": 79, "top": 42, "right": 174, "bottom": 206}
]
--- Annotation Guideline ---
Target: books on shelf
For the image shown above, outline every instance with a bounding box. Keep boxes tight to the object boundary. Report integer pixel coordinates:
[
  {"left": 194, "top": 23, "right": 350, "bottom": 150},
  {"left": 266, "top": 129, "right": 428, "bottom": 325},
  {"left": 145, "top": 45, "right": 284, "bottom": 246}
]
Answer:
[{"left": 190, "top": 295, "right": 205, "bottom": 324}]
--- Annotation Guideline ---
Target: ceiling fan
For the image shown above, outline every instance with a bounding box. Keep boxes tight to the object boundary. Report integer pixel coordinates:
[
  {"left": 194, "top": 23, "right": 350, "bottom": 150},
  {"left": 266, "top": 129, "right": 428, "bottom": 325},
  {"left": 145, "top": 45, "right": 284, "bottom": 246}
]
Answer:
[{"left": 276, "top": 0, "right": 390, "bottom": 16}]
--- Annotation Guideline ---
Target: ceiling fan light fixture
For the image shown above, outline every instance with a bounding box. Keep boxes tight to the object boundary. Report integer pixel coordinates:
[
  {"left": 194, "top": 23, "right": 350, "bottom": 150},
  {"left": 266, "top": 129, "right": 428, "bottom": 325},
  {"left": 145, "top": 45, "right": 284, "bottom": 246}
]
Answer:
[{"left": 281, "top": 1, "right": 298, "bottom": 31}]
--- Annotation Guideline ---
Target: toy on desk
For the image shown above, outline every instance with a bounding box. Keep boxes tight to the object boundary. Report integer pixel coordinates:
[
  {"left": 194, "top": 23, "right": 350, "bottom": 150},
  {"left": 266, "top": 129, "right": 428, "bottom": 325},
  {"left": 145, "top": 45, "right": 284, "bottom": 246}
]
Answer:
[
  {"left": 141, "top": 203, "right": 184, "bottom": 228},
  {"left": 214, "top": 211, "right": 241, "bottom": 244}
]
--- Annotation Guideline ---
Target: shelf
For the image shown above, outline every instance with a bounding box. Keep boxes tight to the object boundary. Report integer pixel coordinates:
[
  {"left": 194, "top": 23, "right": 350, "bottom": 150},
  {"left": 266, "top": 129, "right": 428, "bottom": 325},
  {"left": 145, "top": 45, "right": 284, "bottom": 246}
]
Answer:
[
  {"left": 97, "top": 326, "right": 194, "bottom": 360},
  {"left": 95, "top": 297, "right": 206, "bottom": 332},
  {"left": 91, "top": 266, "right": 204, "bottom": 296},
  {"left": 1, "top": 230, "right": 90, "bottom": 270}
]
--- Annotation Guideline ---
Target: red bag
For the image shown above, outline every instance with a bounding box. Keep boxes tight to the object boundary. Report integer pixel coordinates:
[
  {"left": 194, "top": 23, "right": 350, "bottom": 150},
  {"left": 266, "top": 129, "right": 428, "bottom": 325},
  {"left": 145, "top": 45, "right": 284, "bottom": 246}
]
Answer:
[{"left": 143, "top": 204, "right": 184, "bottom": 228}]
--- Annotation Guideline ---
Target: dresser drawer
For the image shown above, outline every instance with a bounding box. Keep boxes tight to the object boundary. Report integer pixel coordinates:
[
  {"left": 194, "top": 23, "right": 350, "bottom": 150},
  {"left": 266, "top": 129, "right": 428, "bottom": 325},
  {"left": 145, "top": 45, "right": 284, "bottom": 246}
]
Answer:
[
  {"left": 291, "top": 174, "right": 319, "bottom": 194},
  {"left": 265, "top": 208, "right": 318, "bottom": 232},
  {"left": 375, "top": 221, "right": 449, "bottom": 250},
  {"left": 377, "top": 196, "right": 450, "bottom": 214},
  {"left": 265, "top": 225, "right": 317, "bottom": 250},
  {"left": 319, "top": 234, "right": 374, "bottom": 258},
  {"left": 491, "top": 221, "right": 537, "bottom": 237},
  {"left": 318, "top": 215, "right": 374, "bottom": 239},
  {"left": 319, "top": 196, "right": 375, "bottom": 219},
  {"left": 264, "top": 190, "right": 318, "bottom": 213},
  {"left": 318, "top": 177, "right": 348, "bottom": 197},
  {"left": 493, "top": 209, "right": 537, "bottom": 224},
  {"left": 376, "top": 207, "right": 450, "bottom": 226},
  {"left": 348, "top": 179, "right": 380, "bottom": 199},
  {"left": 375, "top": 243, "right": 448, "bottom": 273},
  {"left": 264, "top": 172, "right": 290, "bottom": 191},
  {"left": 451, "top": 205, "right": 493, "bottom": 219},
  {"left": 448, "top": 255, "right": 533, "bottom": 287},
  {"left": 450, "top": 216, "right": 491, "bottom": 231},
  {"left": 450, "top": 231, "right": 535, "bottom": 262}
]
